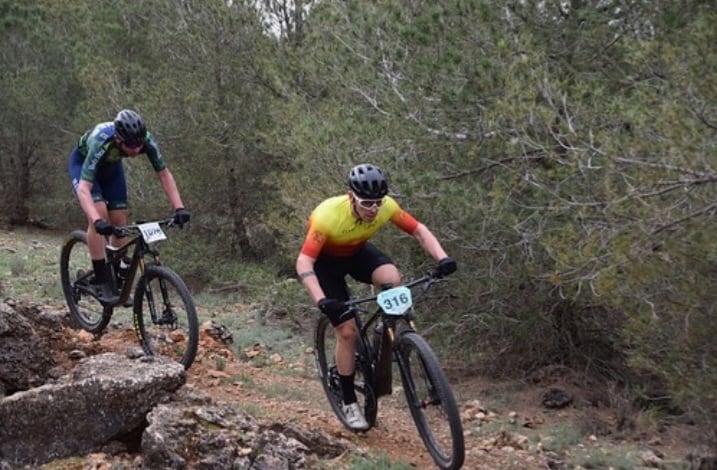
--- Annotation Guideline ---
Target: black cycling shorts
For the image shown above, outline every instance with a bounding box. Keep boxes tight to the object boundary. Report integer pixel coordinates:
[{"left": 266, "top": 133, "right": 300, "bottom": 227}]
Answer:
[{"left": 315, "top": 243, "right": 392, "bottom": 325}]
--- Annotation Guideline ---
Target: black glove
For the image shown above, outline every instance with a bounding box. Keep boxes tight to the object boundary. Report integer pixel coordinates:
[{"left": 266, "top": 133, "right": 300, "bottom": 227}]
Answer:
[
  {"left": 317, "top": 298, "right": 346, "bottom": 317},
  {"left": 93, "top": 219, "right": 114, "bottom": 236},
  {"left": 173, "top": 207, "right": 191, "bottom": 228},
  {"left": 436, "top": 257, "right": 457, "bottom": 277}
]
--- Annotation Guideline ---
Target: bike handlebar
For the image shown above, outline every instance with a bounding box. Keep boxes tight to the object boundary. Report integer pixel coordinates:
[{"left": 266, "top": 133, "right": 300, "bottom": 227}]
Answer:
[
  {"left": 111, "top": 217, "right": 176, "bottom": 238},
  {"left": 344, "top": 271, "right": 444, "bottom": 309}
]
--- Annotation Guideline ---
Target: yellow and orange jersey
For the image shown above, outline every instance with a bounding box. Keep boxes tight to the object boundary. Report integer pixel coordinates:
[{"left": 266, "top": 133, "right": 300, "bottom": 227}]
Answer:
[{"left": 300, "top": 195, "right": 419, "bottom": 258}]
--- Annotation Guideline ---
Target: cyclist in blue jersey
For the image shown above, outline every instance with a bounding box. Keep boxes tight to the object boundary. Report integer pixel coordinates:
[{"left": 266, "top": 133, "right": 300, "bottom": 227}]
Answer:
[{"left": 68, "top": 109, "right": 191, "bottom": 302}]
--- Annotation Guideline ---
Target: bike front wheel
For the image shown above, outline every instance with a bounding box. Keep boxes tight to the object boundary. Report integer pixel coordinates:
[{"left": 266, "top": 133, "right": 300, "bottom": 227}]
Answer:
[
  {"left": 396, "top": 331, "right": 465, "bottom": 470},
  {"left": 133, "top": 265, "right": 199, "bottom": 369},
  {"left": 314, "top": 315, "right": 378, "bottom": 431},
  {"left": 59, "top": 230, "right": 112, "bottom": 333}
]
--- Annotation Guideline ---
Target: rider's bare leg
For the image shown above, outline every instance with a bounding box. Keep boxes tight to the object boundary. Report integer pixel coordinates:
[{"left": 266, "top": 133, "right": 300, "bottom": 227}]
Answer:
[
  {"left": 335, "top": 319, "right": 358, "bottom": 376},
  {"left": 107, "top": 208, "right": 129, "bottom": 248},
  {"left": 86, "top": 201, "right": 109, "bottom": 260},
  {"left": 371, "top": 263, "right": 401, "bottom": 289}
]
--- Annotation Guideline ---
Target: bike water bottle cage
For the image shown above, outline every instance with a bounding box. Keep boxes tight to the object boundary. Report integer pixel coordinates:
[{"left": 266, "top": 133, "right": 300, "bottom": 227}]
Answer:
[{"left": 118, "top": 257, "right": 130, "bottom": 278}]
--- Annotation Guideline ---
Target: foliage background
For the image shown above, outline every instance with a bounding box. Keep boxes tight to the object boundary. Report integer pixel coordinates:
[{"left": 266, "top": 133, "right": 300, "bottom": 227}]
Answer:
[{"left": 1, "top": 0, "right": 714, "bottom": 445}]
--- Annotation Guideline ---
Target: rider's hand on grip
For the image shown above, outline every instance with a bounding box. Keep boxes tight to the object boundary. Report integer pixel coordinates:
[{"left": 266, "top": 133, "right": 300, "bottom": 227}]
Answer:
[
  {"left": 93, "top": 219, "right": 114, "bottom": 236},
  {"left": 436, "top": 257, "right": 457, "bottom": 278},
  {"left": 317, "top": 298, "right": 346, "bottom": 316},
  {"left": 173, "top": 207, "right": 191, "bottom": 228}
]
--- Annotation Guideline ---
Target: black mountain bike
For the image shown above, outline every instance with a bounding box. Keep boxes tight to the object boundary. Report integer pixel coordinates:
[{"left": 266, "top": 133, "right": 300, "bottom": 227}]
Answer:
[
  {"left": 314, "top": 271, "right": 465, "bottom": 470},
  {"left": 59, "top": 217, "right": 199, "bottom": 369}
]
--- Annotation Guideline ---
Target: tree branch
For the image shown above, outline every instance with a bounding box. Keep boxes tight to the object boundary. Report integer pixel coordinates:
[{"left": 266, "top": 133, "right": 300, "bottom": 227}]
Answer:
[
  {"left": 652, "top": 202, "right": 717, "bottom": 234},
  {"left": 614, "top": 157, "right": 713, "bottom": 177}
]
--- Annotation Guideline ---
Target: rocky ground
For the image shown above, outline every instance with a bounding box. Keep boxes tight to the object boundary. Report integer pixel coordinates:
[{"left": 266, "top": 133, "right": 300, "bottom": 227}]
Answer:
[{"left": 39, "top": 312, "right": 700, "bottom": 470}]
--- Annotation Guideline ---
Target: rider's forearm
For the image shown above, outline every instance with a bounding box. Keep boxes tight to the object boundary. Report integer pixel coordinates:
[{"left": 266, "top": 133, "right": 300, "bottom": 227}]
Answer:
[
  {"left": 157, "top": 168, "right": 184, "bottom": 210},
  {"left": 296, "top": 254, "right": 325, "bottom": 303},
  {"left": 412, "top": 223, "right": 448, "bottom": 261}
]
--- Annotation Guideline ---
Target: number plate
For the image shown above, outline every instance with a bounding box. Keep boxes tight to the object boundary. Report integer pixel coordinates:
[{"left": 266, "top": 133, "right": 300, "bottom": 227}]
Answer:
[
  {"left": 138, "top": 222, "right": 167, "bottom": 244},
  {"left": 376, "top": 286, "right": 413, "bottom": 315}
]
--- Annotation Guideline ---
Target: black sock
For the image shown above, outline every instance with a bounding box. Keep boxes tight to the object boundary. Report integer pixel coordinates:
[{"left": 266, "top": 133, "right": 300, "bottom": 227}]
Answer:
[
  {"left": 92, "top": 259, "right": 108, "bottom": 283},
  {"left": 339, "top": 373, "right": 357, "bottom": 404}
]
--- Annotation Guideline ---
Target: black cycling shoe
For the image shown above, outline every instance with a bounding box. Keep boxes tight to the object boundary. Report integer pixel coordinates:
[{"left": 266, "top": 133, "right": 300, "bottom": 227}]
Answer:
[
  {"left": 90, "top": 280, "right": 119, "bottom": 305},
  {"left": 122, "top": 295, "right": 133, "bottom": 308}
]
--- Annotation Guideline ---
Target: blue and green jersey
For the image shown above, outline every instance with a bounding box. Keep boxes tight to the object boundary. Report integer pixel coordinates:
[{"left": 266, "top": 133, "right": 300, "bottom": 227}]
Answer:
[{"left": 75, "top": 122, "right": 166, "bottom": 182}]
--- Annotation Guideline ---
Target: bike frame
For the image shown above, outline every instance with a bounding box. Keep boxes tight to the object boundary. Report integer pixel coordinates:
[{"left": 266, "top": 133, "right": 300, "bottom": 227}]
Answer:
[
  {"left": 71, "top": 219, "right": 173, "bottom": 312},
  {"left": 104, "top": 219, "right": 174, "bottom": 314},
  {"left": 62, "top": 217, "right": 199, "bottom": 369},
  {"left": 315, "top": 272, "right": 464, "bottom": 469},
  {"left": 346, "top": 274, "right": 439, "bottom": 397}
]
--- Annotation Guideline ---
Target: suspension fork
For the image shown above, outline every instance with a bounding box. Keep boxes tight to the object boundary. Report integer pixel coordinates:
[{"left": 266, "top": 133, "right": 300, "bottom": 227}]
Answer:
[
  {"left": 388, "top": 315, "right": 423, "bottom": 400},
  {"left": 148, "top": 250, "right": 175, "bottom": 320},
  {"left": 137, "top": 247, "right": 167, "bottom": 324},
  {"left": 140, "top": 243, "right": 177, "bottom": 325}
]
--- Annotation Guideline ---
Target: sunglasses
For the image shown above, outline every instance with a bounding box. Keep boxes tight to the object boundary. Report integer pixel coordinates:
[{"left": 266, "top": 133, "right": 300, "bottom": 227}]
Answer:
[
  {"left": 123, "top": 140, "right": 144, "bottom": 149},
  {"left": 353, "top": 194, "right": 385, "bottom": 209}
]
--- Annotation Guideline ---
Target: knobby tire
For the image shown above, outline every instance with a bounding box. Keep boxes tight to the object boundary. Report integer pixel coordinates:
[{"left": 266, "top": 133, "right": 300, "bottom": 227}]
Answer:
[
  {"left": 133, "top": 265, "right": 199, "bottom": 369},
  {"left": 59, "top": 230, "right": 112, "bottom": 333},
  {"left": 396, "top": 331, "right": 465, "bottom": 470}
]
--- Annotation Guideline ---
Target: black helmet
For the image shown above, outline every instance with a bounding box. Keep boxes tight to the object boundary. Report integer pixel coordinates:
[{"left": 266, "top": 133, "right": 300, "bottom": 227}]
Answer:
[
  {"left": 348, "top": 163, "right": 389, "bottom": 199},
  {"left": 114, "top": 109, "right": 147, "bottom": 145}
]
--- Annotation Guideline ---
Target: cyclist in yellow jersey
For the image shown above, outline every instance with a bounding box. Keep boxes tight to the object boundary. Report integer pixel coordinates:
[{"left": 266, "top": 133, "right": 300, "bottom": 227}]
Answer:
[{"left": 296, "top": 163, "right": 457, "bottom": 430}]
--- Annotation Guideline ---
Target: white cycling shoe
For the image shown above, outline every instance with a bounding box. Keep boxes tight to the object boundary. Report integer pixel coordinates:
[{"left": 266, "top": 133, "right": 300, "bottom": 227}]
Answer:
[{"left": 342, "top": 402, "right": 369, "bottom": 431}]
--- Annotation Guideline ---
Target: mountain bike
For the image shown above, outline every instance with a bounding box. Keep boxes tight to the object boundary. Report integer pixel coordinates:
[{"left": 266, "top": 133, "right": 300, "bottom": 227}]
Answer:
[
  {"left": 59, "top": 217, "right": 199, "bottom": 369},
  {"left": 314, "top": 271, "right": 465, "bottom": 470}
]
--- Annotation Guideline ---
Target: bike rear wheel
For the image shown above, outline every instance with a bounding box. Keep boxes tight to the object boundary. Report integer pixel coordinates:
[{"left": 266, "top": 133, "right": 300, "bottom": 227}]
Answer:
[
  {"left": 59, "top": 230, "right": 112, "bottom": 333},
  {"left": 396, "top": 331, "right": 464, "bottom": 470},
  {"left": 314, "top": 315, "right": 378, "bottom": 431},
  {"left": 133, "top": 265, "right": 199, "bottom": 369}
]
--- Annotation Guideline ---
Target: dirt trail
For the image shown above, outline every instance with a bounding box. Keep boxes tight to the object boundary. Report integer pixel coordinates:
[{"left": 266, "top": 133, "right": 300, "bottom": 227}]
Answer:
[
  {"left": 81, "top": 326, "right": 692, "bottom": 470},
  {"left": 103, "top": 328, "right": 449, "bottom": 468}
]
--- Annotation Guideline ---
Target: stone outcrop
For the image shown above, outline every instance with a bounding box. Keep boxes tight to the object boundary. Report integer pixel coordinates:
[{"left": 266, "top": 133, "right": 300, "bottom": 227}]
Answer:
[
  {"left": 0, "top": 300, "right": 351, "bottom": 468},
  {"left": 0, "top": 301, "right": 57, "bottom": 395},
  {"left": 0, "top": 353, "right": 186, "bottom": 465},
  {"left": 142, "top": 402, "right": 310, "bottom": 469}
]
